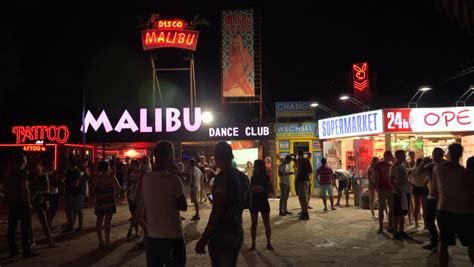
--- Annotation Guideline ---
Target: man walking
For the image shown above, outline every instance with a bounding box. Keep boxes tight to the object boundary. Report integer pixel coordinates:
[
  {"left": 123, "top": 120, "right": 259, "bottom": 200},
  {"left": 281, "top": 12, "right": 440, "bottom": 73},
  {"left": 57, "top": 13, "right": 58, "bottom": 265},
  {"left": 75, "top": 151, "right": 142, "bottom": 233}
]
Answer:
[
  {"left": 278, "top": 155, "right": 294, "bottom": 216},
  {"left": 390, "top": 150, "right": 412, "bottom": 240},
  {"left": 6, "top": 154, "right": 39, "bottom": 258},
  {"left": 316, "top": 157, "right": 336, "bottom": 212},
  {"left": 432, "top": 143, "right": 474, "bottom": 267},
  {"left": 296, "top": 150, "right": 312, "bottom": 220},
  {"left": 416, "top": 147, "right": 444, "bottom": 250},
  {"left": 63, "top": 157, "right": 84, "bottom": 233},
  {"left": 143, "top": 141, "right": 188, "bottom": 266},
  {"left": 189, "top": 158, "right": 203, "bottom": 221},
  {"left": 196, "top": 142, "right": 249, "bottom": 267},
  {"left": 375, "top": 151, "right": 394, "bottom": 234}
]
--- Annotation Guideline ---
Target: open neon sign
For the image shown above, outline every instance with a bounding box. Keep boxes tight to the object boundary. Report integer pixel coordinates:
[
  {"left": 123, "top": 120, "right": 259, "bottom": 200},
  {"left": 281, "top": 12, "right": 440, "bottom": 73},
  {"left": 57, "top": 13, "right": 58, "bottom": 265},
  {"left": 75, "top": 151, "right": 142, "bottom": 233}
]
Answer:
[
  {"left": 142, "top": 19, "right": 199, "bottom": 51},
  {"left": 12, "top": 125, "right": 70, "bottom": 144}
]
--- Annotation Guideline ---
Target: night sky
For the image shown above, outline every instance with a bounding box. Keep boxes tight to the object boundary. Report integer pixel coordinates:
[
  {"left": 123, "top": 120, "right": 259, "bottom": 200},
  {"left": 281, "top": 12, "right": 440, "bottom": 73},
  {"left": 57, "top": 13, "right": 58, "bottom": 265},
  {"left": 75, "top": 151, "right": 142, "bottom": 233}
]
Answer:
[{"left": 1, "top": 1, "right": 473, "bottom": 142}]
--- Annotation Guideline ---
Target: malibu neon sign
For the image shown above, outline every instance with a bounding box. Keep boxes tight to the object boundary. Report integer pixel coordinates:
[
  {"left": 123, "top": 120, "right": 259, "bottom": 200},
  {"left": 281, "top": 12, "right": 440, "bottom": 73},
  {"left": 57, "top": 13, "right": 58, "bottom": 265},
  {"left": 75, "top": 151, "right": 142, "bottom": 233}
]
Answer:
[
  {"left": 12, "top": 125, "right": 70, "bottom": 144},
  {"left": 142, "top": 19, "right": 199, "bottom": 51},
  {"left": 81, "top": 108, "right": 202, "bottom": 133}
]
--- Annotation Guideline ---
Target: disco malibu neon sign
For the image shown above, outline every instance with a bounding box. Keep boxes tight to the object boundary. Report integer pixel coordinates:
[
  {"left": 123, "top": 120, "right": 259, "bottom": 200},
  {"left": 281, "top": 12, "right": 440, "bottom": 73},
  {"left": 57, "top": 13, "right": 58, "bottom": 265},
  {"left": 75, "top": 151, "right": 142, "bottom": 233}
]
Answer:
[
  {"left": 81, "top": 108, "right": 202, "bottom": 133},
  {"left": 141, "top": 19, "right": 199, "bottom": 51},
  {"left": 12, "top": 125, "right": 70, "bottom": 144}
]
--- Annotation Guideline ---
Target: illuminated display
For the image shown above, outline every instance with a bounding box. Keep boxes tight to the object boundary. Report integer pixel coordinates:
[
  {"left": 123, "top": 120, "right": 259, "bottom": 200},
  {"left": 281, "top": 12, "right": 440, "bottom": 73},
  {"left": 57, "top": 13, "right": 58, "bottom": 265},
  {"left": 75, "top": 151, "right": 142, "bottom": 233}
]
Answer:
[
  {"left": 353, "top": 62, "right": 369, "bottom": 91},
  {"left": 155, "top": 19, "right": 186, "bottom": 30},
  {"left": 208, "top": 126, "right": 270, "bottom": 138},
  {"left": 384, "top": 107, "right": 474, "bottom": 133},
  {"left": 142, "top": 29, "right": 199, "bottom": 51},
  {"left": 81, "top": 107, "right": 202, "bottom": 133},
  {"left": 23, "top": 145, "right": 46, "bottom": 152},
  {"left": 12, "top": 125, "right": 69, "bottom": 144},
  {"left": 352, "top": 62, "right": 370, "bottom": 103},
  {"left": 318, "top": 110, "right": 384, "bottom": 139}
]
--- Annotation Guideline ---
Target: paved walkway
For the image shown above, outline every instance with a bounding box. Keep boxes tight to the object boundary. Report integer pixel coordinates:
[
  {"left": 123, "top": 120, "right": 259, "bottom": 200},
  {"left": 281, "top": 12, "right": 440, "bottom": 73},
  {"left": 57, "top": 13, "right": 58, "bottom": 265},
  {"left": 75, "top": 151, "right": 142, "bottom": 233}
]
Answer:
[{"left": 0, "top": 195, "right": 471, "bottom": 266}]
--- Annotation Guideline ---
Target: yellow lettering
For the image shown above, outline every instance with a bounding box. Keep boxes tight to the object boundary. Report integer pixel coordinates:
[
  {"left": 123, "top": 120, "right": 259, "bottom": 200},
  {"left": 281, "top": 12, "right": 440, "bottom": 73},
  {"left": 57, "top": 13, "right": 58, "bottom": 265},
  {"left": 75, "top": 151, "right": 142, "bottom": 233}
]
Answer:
[
  {"left": 157, "top": 32, "right": 165, "bottom": 43},
  {"left": 145, "top": 32, "right": 156, "bottom": 44},
  {"left": 177, "top": 33, "right": 186, "bottom": 44},
  {"left": 185, "top": 34, "right": 195, "bottom": 45}
]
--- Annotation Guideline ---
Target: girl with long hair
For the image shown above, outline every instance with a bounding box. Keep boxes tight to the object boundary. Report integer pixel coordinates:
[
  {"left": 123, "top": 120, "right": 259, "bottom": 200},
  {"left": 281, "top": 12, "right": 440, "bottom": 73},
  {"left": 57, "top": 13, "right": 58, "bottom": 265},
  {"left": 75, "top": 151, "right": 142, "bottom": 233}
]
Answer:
[
  {"left": 249, "top": 160, "right": 273, "bottom": 251},
  {"left": 223, "top": 35, "right": 254, "bottom": 95}
]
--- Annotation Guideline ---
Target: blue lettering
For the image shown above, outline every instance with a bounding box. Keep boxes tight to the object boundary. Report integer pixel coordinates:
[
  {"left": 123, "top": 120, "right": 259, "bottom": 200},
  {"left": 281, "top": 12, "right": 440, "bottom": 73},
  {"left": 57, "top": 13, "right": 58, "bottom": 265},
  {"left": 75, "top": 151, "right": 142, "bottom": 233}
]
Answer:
[
  {"left": 362, "top": 115, "right": 368, "bottom": 132},
  {"left": 344, "top": 118, "right": 351, "bottom": 134},
  {"left": 368, "top": 114, "right": 373, "bottom": 131},
  {"left": 339, "top": 118, "right": 344, "bottom": 134},
  {"left": 357, "top": 116, "right": 362, "bottom": 133},
  {"left": 352, "top": 117, "right": 357, "bottom": 132},
  {"left": 330, "top": 120, "right": 335, "bottom": 135},
  {"left": 373, "top": 112, "right": 378, "bottom": 130}
]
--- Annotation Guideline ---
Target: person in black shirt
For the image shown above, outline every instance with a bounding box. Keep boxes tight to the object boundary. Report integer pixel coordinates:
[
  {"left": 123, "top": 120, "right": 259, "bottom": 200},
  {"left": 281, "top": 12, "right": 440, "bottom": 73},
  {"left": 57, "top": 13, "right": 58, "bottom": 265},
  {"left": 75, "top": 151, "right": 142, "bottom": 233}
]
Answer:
[
  {"left": 249, "top": 160, "right": 273, "bottom": 251},
  {"left": 63, "top": 157, "right": 84, "bottom": 233},
  {"left": 196, "top": 142, "right": 249, "bottom": 267},
  {"left": 6, "top": 154, "right": 39, "bottom": 258}
]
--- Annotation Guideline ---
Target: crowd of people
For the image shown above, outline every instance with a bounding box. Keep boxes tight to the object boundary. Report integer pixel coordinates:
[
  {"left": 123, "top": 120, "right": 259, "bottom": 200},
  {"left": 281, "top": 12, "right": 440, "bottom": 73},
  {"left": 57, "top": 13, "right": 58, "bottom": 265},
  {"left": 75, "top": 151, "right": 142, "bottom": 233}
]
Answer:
[{"left": 3, "top": 141, "right": 474, "bottom": 267}]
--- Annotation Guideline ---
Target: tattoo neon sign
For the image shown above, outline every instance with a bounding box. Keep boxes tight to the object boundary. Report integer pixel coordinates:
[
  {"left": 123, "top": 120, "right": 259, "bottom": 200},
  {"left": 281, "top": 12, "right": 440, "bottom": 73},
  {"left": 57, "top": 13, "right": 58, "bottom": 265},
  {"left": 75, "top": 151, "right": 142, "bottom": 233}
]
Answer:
[
  {"left": 12, "top": 125, "right": 70, "bottom": 144},
  {"left": 23, "top": 145, "right": 47, "bottom": 152},
  {"left": 142, "top": 19, "right": 198, "bottom": 51}
]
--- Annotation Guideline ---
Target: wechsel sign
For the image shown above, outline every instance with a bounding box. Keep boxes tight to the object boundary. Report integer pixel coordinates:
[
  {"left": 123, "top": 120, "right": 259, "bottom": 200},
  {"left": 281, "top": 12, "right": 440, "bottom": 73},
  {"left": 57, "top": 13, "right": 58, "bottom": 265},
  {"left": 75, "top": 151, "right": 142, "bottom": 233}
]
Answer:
[
  {"left": 275, "top": 123, "right": 318, "bottom": 138},
  {"left": 318, "top": 110, "right": 383, "bottom": 139},
  {"left": 275, "top": 102, "right": 314, "bottom": 118}
]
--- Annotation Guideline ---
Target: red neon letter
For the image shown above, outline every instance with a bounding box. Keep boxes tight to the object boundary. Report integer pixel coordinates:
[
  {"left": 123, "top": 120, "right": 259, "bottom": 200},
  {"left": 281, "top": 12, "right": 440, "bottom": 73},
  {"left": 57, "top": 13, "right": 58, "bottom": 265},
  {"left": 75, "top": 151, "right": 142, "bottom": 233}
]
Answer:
[
  {"left": 441, "top": 111, "right": 455, "bottom": 126},
  {"left": 424, "top": 112, "right": 440, "bottom": 126},
  {"left": 457, "top": 109, "right": 471, "bottom": 125}
]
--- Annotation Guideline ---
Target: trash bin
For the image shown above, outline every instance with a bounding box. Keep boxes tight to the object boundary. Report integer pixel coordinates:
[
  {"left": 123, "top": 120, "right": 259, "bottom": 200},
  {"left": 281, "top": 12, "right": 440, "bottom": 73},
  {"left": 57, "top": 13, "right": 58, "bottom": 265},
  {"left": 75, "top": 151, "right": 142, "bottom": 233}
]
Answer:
[{"left": 352, "top": 177, "right": 362, "bottom": 207}]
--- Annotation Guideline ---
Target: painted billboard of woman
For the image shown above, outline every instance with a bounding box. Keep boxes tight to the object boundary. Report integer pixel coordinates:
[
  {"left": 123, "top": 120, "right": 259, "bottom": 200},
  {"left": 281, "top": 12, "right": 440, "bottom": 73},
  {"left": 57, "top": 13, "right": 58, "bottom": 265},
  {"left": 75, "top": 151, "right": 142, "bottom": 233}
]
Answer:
[{"left": 223, "top": 35, "right": 254, "bottom": 96}]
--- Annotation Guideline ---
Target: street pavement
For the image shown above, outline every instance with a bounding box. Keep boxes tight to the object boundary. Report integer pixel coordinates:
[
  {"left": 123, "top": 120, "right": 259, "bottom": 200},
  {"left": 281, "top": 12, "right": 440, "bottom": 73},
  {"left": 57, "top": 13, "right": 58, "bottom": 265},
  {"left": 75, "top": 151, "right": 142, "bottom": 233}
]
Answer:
[{"left": 0, "top": 194, "right": 472, "bottom": 267}]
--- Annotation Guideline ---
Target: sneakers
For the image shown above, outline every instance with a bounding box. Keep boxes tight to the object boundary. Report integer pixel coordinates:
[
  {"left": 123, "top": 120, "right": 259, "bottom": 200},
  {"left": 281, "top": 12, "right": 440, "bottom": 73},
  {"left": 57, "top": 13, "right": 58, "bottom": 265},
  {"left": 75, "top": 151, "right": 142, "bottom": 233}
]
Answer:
[
  {"left": 393, "top": 232, "right": 403, "bottom": 240},
  {"left": 308, "top": 206, "right": 314, "bottom": 209},
  {"left": 298, "top": 214, "right": 310, "bottom": 221},
  {"left": 285, "top": 211, "right": 293, "bottom": 215},
  {"left": 387, "top": 228, "right": 395, "bottom": 234},
  {"left": 191, "top": 215, "right": 200, "bottom": 221},
  {"left": 279, "top": 212, "right": 286, "bottom": 216}
]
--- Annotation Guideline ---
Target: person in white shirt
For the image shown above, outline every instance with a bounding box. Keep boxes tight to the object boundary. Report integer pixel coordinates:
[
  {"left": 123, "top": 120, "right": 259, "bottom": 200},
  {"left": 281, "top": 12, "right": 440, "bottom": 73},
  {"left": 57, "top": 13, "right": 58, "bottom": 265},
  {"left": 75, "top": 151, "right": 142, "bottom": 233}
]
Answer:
[
  {"left": 142, "top": 141, "right": 187, "bottom": 267},
  {"left": 278, "top": 155, "right": 294, "bottom": 216},
  {"left": 189, "top": 158, "right": 203, "bottom": 221}
]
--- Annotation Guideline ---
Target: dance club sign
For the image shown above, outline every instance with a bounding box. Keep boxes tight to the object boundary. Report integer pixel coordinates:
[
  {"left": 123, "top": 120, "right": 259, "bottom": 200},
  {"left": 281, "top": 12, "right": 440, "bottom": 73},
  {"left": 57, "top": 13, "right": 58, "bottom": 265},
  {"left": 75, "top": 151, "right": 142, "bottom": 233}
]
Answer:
[
  {"left": 141, "top": 18, "right": 199, "bottom": 51},
  {"left": 384, "top": 107, "right": 474, "bottom": 133},
  {"left": 12, "top": 125, "right": 70, "bottom": 144}
]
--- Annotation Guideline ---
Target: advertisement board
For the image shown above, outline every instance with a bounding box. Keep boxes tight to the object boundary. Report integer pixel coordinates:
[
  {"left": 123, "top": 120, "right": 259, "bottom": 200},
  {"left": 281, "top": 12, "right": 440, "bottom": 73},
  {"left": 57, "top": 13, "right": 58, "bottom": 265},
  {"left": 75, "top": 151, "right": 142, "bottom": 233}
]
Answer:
[
  {"left": 221, "top": 9, "right": 255, "bottom": 97},
  {"left": 384, "top": 107, "right": 474, "bottom": 133},
  {"left": 318, "top": 110, "right": 383, "bottom": 139},
  {"left": 275, "top": 101, "right": 314, "bottom": 118}
]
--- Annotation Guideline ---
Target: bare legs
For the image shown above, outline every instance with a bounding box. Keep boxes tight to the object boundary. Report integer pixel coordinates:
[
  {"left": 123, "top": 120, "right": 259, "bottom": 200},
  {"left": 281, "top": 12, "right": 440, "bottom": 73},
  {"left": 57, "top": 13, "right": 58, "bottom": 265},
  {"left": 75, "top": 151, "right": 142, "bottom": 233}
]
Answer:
[
  {"left": 36, "top": 209, "right": 57, "bottom": 247},
  {"left": 96, "top": 214, "right": 113, "bottom": 249},
  {"left": 135, "top": 205, "right": 148, "bottom": 246},
  {"left": 369, "top": 187, "right": 376, "bottom": 217},
  {"left": 250, "top": 212, "right": 273, "bottom": 251}
]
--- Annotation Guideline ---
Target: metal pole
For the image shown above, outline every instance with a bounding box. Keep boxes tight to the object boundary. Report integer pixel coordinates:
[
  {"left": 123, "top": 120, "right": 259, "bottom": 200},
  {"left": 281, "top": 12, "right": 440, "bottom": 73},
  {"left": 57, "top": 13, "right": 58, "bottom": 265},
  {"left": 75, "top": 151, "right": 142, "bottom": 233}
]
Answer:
[{"left": 82, "top": 87, "right": 86, "bottom": 160}]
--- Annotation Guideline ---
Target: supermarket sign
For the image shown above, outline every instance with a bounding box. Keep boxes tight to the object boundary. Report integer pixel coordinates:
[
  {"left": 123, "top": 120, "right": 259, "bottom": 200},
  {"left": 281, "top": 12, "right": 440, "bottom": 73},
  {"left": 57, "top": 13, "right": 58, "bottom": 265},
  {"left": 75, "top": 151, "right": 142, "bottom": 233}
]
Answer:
[
  {"left": 384, "top": 107, "right": 474, "bottom": 133},
  {"left": 318, "top": 110, "right": 383, "bottom": 139}
]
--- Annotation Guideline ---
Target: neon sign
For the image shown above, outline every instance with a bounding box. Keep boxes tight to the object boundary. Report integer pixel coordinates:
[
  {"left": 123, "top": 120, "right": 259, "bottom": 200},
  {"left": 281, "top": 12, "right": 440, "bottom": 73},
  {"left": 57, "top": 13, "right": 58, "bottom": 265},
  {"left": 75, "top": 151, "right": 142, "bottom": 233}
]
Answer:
[
  {"left": 384, "top": 107, "right": 474, "bottom": 133},
  {"left": 81, "top": 108, "right": 202, "bottom": 133},
  {"left": 142, "top": 18, "right": 199, "bottom": 51},
  {"left": 23, "top": 145, "right": 46, "bottom": 152},
  {"left": 353, "top": 62, "right": 369, "bottom": 91},
  {"left": 155, "top": 19, "right": 186, "bottom": 30},
  {"left": 12, "top": 125, "right": 70, "bottom": 144}
]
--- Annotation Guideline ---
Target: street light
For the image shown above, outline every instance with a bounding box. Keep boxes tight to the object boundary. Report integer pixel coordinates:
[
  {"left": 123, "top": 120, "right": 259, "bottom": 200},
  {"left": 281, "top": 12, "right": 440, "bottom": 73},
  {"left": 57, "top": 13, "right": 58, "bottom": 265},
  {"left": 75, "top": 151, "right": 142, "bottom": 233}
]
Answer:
[
  {"left": 310, "top": 102, "right": 337, "bottom": 116},
  {"left": 456, "top": 85, "right": 474, "bottom": 106},
  {"left": 202, "top": 111, "right": 214, "bottom": 124},
  {"left": 339, "top": 95, "right": 370, "bottom": 111},
  {"left": 408, "top": 86, "right": 432, "bottom": 108}
]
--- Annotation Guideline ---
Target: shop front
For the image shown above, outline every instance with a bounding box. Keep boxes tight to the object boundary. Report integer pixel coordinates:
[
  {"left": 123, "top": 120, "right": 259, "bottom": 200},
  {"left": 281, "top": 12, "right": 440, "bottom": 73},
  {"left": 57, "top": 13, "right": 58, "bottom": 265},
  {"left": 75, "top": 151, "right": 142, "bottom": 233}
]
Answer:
[
  {"left": 318, "top": 106, "right": 474, "bottom": 172},
  {"left": 274, "top": 122, "right": 322, "bottom": 195}
]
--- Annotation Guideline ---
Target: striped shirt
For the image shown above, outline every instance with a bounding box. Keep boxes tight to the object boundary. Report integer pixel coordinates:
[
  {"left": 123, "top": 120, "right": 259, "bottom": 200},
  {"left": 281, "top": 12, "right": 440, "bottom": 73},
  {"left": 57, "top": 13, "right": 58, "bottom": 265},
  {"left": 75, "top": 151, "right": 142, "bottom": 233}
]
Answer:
[{"left": 317, "top": 165, "right": 333, "bottom": 185}]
